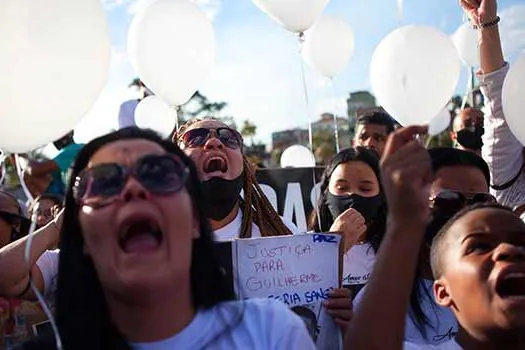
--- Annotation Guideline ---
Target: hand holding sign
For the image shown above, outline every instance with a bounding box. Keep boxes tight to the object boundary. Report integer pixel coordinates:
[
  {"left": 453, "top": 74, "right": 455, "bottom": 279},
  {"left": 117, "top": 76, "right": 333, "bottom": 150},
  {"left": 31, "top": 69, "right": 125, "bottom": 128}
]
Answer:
[
  {"left": 330, "top": 208, "right": 366, "bottom": 250},
  {"left": 380, "top": 126, "right": 432, "bottom": 224},
  {"left": 324, "top": 288, "right": 353, "bottom": 330}
]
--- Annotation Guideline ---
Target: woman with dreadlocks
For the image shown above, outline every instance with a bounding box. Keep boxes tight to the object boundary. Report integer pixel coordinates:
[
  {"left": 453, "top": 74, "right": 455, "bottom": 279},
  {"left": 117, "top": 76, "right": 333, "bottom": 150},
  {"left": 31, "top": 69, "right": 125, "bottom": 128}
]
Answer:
[
  {"left": 174, "top": 118, "right": 300, "bottom": 240},
  {"left": 174, "top": 118, "right": 353, "bottom": 330}
]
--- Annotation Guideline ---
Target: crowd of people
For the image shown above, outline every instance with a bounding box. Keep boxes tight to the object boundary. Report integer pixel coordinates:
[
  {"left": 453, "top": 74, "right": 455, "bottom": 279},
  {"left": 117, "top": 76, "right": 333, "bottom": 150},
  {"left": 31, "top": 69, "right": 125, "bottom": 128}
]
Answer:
[{"left": 0, "top": 0, "right": 523, "bottom": 348}]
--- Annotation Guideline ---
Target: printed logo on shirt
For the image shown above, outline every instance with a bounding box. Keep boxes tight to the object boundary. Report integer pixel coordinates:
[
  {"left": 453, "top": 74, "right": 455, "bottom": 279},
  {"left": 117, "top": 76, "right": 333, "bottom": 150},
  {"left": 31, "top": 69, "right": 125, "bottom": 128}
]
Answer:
[
  {"left": 433, "top": 327, "right": 458, "bottom": 343},
  {"left": 343, "top": 272, "right": 371, "bottom": 285}
]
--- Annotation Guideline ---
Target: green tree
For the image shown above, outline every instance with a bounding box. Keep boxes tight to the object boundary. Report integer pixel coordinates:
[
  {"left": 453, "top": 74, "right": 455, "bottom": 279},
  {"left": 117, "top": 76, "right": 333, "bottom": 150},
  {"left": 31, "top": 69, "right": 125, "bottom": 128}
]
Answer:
[
  {"left": 313, "top": 129, "right": 336, "bottom": 165},
  {"left": 240, "top": 120, "right": 257, "bottom": 146}
]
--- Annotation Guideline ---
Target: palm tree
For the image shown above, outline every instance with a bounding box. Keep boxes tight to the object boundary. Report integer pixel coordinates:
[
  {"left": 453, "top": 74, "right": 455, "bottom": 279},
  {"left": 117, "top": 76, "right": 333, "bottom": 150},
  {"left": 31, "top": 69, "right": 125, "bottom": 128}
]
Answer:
[{"left": 240, "top": 120, "right": 257, "bottom": 146}]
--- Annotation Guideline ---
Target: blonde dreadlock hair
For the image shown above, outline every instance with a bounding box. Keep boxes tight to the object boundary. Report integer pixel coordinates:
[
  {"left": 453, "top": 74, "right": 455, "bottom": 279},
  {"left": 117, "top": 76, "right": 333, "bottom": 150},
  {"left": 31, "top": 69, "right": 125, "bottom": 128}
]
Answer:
[{"left": 174, "top": 118, "right": 293, "bottom": 238}]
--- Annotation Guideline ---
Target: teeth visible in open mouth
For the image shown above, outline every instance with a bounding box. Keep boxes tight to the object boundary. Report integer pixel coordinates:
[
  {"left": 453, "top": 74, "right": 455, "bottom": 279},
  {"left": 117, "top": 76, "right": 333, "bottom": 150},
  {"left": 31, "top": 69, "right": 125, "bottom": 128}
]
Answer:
[
  {"left": 204, "top": 156, "right": 227, "bottom": 173},
  {"left": 119, "top": 220, "right": 163, "bottom": 253}
]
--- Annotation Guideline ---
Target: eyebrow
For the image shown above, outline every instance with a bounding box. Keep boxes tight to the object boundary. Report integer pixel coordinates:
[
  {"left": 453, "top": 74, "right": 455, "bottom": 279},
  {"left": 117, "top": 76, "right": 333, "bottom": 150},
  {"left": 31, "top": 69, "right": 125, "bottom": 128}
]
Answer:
[
  {"left": 461, "top": 233, "right": 491, "bottom": 244},
  {"left": 461, "top": 231, "right": 525, "bottom": 244},
  {"left": 359, "top": 180, "right": 376, "bottom": 185}
]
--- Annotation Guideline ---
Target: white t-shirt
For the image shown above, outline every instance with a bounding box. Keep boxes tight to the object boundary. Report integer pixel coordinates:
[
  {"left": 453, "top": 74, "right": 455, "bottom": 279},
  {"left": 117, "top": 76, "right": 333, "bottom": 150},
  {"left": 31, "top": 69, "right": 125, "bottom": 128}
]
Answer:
[
  {"left": 214, "top": 208, "right": 302, "bottom": 242},
  {"left": 129, "top": 298, "right": 315, "bottom": 350},
  {"left": 342, "top": 242, "right": 376, "bottom": 297},
  {"left": 35, "top": 249, "right": 59, "bottom": 305},
  {"left": 353, "top": 279, "right": 458, "bottom": 346},
  {"left": 36, "top": 211, "right": 302, "bottom": 295},
  {"left": 404, "top": 339, "right": 462, "bottom": 349}
]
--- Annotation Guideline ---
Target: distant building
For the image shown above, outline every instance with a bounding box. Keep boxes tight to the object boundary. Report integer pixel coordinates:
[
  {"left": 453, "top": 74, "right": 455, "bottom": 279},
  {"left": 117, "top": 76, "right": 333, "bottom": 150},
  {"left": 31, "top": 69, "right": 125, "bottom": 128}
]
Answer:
[
  {"left": 347, "top": 91, "right": 377, "bottom": 118},
  {"left": 312, "top": 113, "right": 352, "bottom": 150},
  {"left": 346, "top": 91, "right": 377, "bottom": 137},
  {"left": 271, "top": 128, "right": 310, "bottom": 151}
]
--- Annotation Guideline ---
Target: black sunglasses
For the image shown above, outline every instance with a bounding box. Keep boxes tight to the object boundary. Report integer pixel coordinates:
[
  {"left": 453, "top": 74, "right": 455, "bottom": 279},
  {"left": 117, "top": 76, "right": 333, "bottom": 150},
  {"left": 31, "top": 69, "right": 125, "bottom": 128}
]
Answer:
[
  {"left": 430, "top": 190, "right": 496, "bottom": 214},
  {"left": 180, "top": 127, "right": 243, "bottom": 150},
  {"left": 73, "top": 154, "right": 189, "bottom": 208}
]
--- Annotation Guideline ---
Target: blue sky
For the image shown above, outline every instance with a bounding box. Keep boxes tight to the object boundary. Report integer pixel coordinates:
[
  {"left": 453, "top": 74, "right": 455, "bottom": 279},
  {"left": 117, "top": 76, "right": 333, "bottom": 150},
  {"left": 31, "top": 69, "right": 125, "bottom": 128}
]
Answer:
[{"left": 75, "top": 0, "right": 525, "bottom": 146}]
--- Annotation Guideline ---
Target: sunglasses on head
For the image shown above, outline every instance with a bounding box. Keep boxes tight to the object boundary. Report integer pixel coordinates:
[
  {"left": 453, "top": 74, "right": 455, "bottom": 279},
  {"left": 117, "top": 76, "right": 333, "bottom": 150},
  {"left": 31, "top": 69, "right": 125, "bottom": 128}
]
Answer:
[
  {"left": 180, "top": 127, "right": 243, "bottom": 150},
  {"left": 73, "top": 154, "right": 189, "bottom": 208},
  {"left": 430, "top": 190, "right": 497, "bottom": 214}
]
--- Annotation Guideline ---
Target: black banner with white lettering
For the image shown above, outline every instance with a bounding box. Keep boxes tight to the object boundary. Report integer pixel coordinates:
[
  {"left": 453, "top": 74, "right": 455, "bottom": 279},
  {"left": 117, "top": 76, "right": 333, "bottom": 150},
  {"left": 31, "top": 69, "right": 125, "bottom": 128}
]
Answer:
[{"left": 255, "top": 167, "right": 325, "bottom": 232}]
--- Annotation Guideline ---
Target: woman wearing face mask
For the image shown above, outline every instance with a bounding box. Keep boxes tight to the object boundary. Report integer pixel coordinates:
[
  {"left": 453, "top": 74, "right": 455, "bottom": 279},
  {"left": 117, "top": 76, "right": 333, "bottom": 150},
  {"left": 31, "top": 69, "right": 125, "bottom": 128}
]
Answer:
[
  {"left": 27, "top": 128, "right": 314, "bottom": 350},
  {"left": 309, "top": 147, "right": 387, "bottom": 297},
  {"left": 174, "top": 119, "right": 300, "bottom": 240}
]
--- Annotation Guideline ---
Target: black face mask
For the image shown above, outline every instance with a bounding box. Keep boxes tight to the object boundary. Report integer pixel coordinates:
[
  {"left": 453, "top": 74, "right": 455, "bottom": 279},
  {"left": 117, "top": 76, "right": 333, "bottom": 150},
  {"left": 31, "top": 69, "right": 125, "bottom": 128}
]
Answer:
[
  {"left": 326, "top": 192, "right": 382, "bottom": 224},
  {"left": 456, "top": 125, "right": 484, "bottom": 150},
  {"left": 201, "top": 173, "right": 244, "bottom": 221}
]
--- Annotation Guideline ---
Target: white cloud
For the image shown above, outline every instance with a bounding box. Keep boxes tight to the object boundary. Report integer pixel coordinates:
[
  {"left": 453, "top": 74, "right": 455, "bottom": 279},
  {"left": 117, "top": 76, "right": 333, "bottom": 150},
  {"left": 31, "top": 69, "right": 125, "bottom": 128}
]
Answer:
[{"left": 500, "top": 4, "right": 525, "bottom": 59}]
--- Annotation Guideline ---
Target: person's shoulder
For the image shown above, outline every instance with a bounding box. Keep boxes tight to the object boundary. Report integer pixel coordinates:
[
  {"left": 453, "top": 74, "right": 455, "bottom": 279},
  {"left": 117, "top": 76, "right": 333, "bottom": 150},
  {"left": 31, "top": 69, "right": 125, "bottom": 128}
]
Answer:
[{"left": 215, "top": 299, "right": 313, "bottom": 348}]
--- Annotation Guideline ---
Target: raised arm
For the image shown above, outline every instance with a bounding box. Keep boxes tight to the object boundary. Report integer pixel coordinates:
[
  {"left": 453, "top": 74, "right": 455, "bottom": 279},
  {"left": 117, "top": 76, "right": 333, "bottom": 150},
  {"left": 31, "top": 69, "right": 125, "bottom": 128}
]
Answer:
[
  {"left": 344, "top": 126, "right": 431, "bottom": 350},
  {"left": 25, "top": 159, "right": 59, "bottom": 177},
  {"left": 0, "top": 210, "right": 62, "bottom": 299},
  {"left": 461, "top": 0, "right": 525, "bottom": 207}
]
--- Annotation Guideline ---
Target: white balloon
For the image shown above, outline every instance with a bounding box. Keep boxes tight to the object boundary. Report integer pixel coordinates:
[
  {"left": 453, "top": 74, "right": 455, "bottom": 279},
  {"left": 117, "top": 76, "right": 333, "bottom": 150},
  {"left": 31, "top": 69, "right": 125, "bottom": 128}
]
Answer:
[
  {"left": 128, "top": 0, "right": 215, "bottom": 106},
  {"left": 0, "top": 0, "right": 110, "bottom": 153},
  {"left": 452, "top": 23, "right": 480, "bottom": 67},
  {"left": 281, "top": 145, "right": 316, "bottom": 168},
  {"left": 302, "top": 16, "right": 355, "bottom": 78},
  {"left": 428, "top": 108, "right": 451, "bottom": 136},
  {"left": 502, "top": 53, "right": 525, "bottom": 146},
  {"left": 370, "top": 25, "right": 461, "bottom": 126},
  {"left": 252, "top": 0, "right": 330, "bottom": 33},
  {"left": 135, "top": 96, "right": 177, "bottom": 137}
]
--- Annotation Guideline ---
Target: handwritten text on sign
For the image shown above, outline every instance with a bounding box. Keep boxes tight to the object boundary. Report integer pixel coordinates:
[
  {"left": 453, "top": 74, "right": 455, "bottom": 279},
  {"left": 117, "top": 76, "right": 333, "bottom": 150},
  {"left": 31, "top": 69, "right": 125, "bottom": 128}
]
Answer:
[{"left": 236, "top": 234, "right": 340, "bottom": 306}]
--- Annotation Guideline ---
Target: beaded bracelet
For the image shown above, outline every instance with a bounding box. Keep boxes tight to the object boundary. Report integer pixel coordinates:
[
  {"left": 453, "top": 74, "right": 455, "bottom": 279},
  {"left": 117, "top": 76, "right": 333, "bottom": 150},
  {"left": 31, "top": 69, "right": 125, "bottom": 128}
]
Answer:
[{"left": 472, "top": 16, "right": 500, "bottom": 30}]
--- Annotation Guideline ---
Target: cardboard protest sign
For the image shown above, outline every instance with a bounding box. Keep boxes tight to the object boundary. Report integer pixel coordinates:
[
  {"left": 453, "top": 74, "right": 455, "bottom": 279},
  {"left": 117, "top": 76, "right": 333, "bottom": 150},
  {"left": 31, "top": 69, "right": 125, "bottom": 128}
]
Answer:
[
  {"left": 255, "top": 167, "right": 325, "bottom": 232},
  {"left": 226, "top": 233, "right": 343, "bottom": 350}
]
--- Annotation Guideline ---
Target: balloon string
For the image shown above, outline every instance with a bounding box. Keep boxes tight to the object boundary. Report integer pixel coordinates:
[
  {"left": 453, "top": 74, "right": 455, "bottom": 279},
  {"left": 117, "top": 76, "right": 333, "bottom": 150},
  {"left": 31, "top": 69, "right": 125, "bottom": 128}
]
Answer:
[
  {"left": 328, "top": 78, "right": 341, "bottom": 154},
  {"left": 298, "top": 32, "right": 322, "bottom": 232},
  {"left": 25, "top": 204, "right": 63, "bottom": 350},
  {"left": 461, "top": 68, "right": 474, "bottom": 110},
  {"left": 14, "top": 155, "right": 34, "bottom": 204},
  {"left": 397, "top": 0, "right": 404, "bottom": 25},
  {"left": 0, "top": 152, "right": 6, "bottom": 186},
  {"left": 175, "top": 105, "right": 182, "bottom": 132}
]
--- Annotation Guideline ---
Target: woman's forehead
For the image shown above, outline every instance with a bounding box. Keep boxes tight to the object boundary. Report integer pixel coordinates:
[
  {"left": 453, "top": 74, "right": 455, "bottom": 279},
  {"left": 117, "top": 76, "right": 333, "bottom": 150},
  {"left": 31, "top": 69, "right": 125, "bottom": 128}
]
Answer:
[{"left": 88, "top": 140, "right": 166, "bottom": 166}]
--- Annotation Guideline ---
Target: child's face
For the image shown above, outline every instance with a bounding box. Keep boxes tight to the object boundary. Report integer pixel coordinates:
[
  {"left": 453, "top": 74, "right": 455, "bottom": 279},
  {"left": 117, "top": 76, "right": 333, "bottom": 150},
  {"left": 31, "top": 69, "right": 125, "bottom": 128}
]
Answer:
[{"left": 434, "top": 208, "right": 525, "bottom": 336}]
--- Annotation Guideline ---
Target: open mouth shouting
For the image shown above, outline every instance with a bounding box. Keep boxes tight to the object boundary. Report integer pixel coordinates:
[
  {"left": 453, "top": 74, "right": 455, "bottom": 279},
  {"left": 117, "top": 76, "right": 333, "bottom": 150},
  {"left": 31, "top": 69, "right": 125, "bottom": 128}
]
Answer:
[
  {"left": 495, "top": 266, "right": 525, "bottom": 305},
  {"left": 203, "top": 153, "right": 228, "bottom": 176},
  {"left": 118, "top": 214, "right": 163, "bottom": 254}
]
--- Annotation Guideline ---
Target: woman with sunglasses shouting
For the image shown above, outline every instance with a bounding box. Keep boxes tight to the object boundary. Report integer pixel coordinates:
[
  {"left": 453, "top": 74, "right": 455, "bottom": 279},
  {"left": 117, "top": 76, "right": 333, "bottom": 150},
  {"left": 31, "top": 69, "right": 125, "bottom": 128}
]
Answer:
[
  {"left": 26, "top": 127, "right": 314, "bottom": 350},
  {"left": 174, "top": 118, "right": 301, "bottom": 240},
  {"left": 352, "top": 147, "right": 496, "bottom": 346}
]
